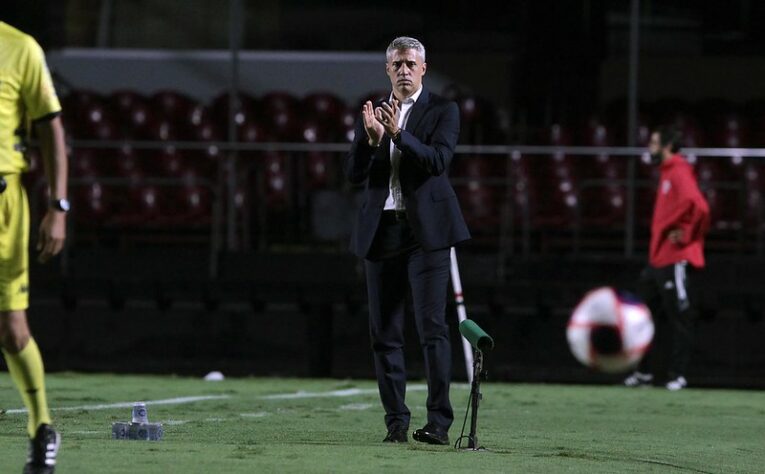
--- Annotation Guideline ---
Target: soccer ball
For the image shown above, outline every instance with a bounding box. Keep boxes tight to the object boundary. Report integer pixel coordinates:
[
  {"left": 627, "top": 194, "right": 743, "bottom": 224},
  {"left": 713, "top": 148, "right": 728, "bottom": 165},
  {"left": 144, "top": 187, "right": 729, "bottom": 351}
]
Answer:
[{"left": 566, "top": 287, "right": 654, "bottom": 373}]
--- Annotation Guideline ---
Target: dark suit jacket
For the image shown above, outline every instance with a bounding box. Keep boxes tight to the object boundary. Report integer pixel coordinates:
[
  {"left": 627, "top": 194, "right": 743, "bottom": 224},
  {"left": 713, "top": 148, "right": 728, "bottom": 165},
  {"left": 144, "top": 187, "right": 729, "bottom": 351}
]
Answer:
[{"left": 344, "top": 88, "right": 471, "bottom": 258}]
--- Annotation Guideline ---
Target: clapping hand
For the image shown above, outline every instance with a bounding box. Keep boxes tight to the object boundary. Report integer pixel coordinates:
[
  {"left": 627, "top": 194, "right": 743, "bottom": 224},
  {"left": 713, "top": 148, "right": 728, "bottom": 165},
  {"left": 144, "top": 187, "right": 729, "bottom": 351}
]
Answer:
[
  {"left": 362, "top": 101, "right": 385, "bottom": 146},
  {"left": 375, "top": 99, "right": 401, "bottom": 138}
]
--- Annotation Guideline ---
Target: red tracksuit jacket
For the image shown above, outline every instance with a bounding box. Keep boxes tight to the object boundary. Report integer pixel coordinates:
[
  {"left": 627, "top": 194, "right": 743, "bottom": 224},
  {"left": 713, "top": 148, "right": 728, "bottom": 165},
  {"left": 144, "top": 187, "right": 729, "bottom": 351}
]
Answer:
[{"left": 649, "top": 154, "right": 711, "bottom": 268}]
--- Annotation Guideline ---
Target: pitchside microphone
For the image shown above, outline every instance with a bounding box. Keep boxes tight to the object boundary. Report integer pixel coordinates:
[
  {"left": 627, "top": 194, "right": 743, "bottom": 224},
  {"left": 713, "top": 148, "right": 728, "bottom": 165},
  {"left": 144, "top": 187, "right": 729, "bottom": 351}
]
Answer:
[{"left": 459, "top": 320, "right": 494, "bottom": 352}]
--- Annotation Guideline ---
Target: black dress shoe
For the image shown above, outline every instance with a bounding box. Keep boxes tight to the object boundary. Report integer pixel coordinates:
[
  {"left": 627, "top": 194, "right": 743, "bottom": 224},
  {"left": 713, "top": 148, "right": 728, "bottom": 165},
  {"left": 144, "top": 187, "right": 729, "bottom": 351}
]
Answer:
[
  {"left": 413, "top": 423, "right": 449, "bottom": 445},
  {"left": 383, "top": 427, "right": 408, "bottom": 443}
]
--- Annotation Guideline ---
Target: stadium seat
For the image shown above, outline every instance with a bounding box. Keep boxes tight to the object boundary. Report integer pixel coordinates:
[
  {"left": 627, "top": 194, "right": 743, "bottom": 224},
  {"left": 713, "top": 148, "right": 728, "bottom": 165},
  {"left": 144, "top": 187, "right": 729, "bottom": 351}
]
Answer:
[
  {"left": 110, "top": 90, "right": 148, "bottom": 135},
  {"left": 108, "top": 145, "right": 142, "bottom": 178},
  {"left": 451, "top": 154, "right": 504, "bottom": 234},
  {"left": 458, "top": 95, "right": 501, "bottom": 144},
  {"left": 142, "top": 117, "right": 177, "bottom": 143},
  {"left": 78, "top": 102, "right": 121, "bottom": 140},
  {"left": 133, "top": 185, "right": 163, "bottom": 221},
  {"left": 305, "top": 150, "right": 334, "bottom": 190},
  {"left": 340, "top": 107, "right": 357, "bottom": 142},
  {"left": 261, "top": 151, "right": 291, "bottom": 207},
  {"left": 456, "top": 179, "right": 502, "bottom": 234},
  {"left": 301, "top": 92, "right": 344, "bottom": 122},
  {"left": 72, "top": 181, "right": 110, "bottom": 225},
  {"left": 152, "top": 146, "right": 185, "bottom": 177},
  {"left": 151, "top": 90, "right": 197, "bottom": 128},
  {"left": 696, "top": 159, "right": 743, "bottom": 231},
  {"left": 211, "top": 92, "right": 258, "bottom": 125},
  {"left": 71, "top": 147, "right": 102, "bottom": 178},
  {"left": 268, "top": 108, "right": 300, "bottom": 141},
  {"left": 300, "top": 119, "right": 333, "bottom": 144},
  {"left": 60, "top": 90, "right": 104, "bottom": 135},
  {"left": 168, "top": 185, "right": 213, "bottom": 225},
  {"left": 239, "top": 120, "right": 268, "bottom": 143},
  {"left": 175, "top": 101, "right": 213, "bottom": 140},
  {"left": 580, "top": 115, "right": 628, "bottom": 229},
  {"left": 357, "top": 91, "right": 389, "bottom": 109}
]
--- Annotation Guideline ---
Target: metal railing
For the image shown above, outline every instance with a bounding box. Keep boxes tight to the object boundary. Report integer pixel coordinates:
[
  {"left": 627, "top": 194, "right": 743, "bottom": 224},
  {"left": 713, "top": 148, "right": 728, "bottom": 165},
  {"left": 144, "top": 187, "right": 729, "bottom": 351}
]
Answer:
[{"left": 42, "top": 140, "right": 765, "bottom": 277}]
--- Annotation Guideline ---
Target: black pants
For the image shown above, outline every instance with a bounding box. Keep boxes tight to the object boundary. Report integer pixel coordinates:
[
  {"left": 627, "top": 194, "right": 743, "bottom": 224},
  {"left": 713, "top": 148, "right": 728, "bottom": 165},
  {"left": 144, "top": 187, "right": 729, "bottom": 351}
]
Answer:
[
  {"left": 637, "top": 262, "right": 698, "bottom": 379},
  {"left": 365, "top": 212, "right": 453, "bottom": 431}
]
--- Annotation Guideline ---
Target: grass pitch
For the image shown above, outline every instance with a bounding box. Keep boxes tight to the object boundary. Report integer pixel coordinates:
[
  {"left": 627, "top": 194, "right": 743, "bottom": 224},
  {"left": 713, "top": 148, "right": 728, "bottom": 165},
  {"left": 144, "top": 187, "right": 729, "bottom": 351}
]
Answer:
[{"left": 0, "top": 374, "right": 762, "bottom": 473}]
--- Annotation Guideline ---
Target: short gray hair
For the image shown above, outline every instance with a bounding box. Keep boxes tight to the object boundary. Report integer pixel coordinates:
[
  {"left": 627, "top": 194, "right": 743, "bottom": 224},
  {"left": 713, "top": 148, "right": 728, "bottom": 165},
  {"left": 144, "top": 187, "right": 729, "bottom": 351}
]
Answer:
[{"left": 386, "top": 36, "right": 426, "bottom": 62}]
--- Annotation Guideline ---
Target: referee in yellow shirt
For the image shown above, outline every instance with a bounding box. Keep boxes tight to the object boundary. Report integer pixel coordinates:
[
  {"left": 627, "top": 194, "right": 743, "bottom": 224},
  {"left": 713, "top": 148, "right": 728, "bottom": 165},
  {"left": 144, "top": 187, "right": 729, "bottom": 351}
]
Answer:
[{"left": 1, "top": 21, "right": 68, "bottom": 474}]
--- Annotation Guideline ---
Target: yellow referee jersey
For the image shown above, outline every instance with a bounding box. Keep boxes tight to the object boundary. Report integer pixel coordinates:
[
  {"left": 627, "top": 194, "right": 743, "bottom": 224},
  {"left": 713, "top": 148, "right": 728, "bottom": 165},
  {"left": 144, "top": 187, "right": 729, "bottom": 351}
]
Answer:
[{"left": 0, "top": 21, "right": 61, "bottom": 174}]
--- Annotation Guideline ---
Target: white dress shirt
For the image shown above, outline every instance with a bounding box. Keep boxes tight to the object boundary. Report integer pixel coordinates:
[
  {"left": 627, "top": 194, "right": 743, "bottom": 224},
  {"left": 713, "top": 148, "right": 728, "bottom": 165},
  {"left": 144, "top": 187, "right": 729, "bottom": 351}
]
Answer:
[{"left": 384, "top": 85, "right": 423, "bottom": 211}]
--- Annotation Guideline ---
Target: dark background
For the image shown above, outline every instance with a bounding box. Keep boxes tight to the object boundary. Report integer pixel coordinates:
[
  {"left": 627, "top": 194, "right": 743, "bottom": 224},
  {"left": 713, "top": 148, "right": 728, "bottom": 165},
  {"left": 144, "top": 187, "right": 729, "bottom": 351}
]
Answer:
[{"left": 3, "top": 0, "right": 764, "bottom": 387}]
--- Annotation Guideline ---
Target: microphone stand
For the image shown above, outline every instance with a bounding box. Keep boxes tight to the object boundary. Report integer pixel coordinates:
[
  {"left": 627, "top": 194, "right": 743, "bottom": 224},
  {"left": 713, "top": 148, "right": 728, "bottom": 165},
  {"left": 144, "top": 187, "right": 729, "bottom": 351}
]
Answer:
[{"left": 456, "top": 348, "right": 487, "bottom": 451}]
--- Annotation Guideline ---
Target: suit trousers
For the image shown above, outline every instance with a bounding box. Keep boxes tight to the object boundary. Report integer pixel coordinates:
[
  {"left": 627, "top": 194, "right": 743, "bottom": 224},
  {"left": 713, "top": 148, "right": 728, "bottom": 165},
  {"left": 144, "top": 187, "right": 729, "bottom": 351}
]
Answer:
[{"left": 364, "top": 212, "right": 453, "bottom": 431}]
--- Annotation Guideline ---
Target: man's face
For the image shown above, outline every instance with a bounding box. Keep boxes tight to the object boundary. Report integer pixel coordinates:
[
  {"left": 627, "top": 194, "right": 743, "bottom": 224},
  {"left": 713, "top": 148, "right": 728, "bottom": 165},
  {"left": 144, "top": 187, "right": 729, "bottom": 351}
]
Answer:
[
  {"left": 386, "top": 48, "right": 427, "bottom": 99},
  {"left": 648, "top": 131, "right": 663, "bottom": 164}
]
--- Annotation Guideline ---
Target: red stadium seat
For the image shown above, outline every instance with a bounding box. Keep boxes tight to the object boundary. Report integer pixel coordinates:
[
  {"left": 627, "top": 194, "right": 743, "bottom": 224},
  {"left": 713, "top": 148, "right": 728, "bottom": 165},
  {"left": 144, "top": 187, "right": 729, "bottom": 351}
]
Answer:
[
  {"left": 77, "top": 102, "right": 121, "bottom": 140},
  {"left": 262, "top": 151, "right": 290, "bottom": 207},
  {"left": 211, "top": 92, "right": 258, "bottom": 126},
  {"left": 302, "top": 93, "right": 344, "bottom": 122},
  {"left": 108, "top": 145, "right": 142, "bottom": 177},
  {"left": 239, "top": 120, "right": 268, "bottom": 143},
  {"left": 547, "top": 123, "right": 573, "bottom": 146},
  {"left": 451, "top": 154, "right": 505, "bottom": 234},
  {"left": 340, "top": 107, "right": 357, "bottom": 143},
  {"left": 305, "top": 151, "right": 334, "bottom": 190},
  {"left": 151, "top": 90, "right": 196, "bottom": 125},
  {"left": 262, "top": 91, "right": 298, "bottom": 114},
  {"left": 70, "top": 148, "right": 102, "bottom": 178},
  {"left": 133, "top": 185, "right": 163, "bottom": 220},
  {"left": 152, "top": 146, "right": 185, "bottom": 177},
  {"left": 300, "top": 120, "right": 333, "bottom": 143},
  {"left": 192, "top": 119, "right": 223, "bottom": 142},
  {"left": 269, "top": 108, "right": 300, "bottom": 141},
  {"left": 526, "top": 127, "right": 579, "bottom": 229},
  {"left": 61, "top": 90, "right": 104, "bottom": 133},
  {"left": 458, "top": 96, "right": 501, "bottom": 144},
  {"left": 143, "top": 118, "right": 177, "bottom": 143},
  {"left": 72, "top": 182, "right": 110, "bottom": 225},
  {"left": 110, "top": 89, "right": 150, "bottom": 138},
  {"left": 357, "top": 91, "right": 389, "bottom": 109},
  {"left": 456, "top": 179, "right": 502, "bottom": 234},
  {"left": 168, "top": 185, "right": 213, "bottom": 225},
  {"left": 176, "top": 102, "right": 213, "bottom": 140}
]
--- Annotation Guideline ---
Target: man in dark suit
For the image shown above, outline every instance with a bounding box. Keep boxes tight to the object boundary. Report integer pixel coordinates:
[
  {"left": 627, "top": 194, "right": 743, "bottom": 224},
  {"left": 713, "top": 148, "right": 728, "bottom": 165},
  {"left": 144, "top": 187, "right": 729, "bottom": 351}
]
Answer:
[{"left": 344, "top": 36, "right": 470, "bottom": 445}]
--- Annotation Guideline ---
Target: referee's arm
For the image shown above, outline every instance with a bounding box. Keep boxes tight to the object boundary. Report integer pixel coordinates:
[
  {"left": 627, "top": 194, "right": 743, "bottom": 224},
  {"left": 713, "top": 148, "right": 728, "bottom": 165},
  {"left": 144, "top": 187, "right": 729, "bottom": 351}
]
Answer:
[{"left": 34, "top": 115, "right": 67, "bottom": 262}]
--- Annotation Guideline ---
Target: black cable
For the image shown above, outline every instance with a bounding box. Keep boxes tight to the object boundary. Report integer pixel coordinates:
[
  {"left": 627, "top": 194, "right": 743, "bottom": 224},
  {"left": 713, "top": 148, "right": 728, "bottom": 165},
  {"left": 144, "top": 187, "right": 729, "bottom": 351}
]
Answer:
[{"left": 454, "top": 386, "right": 473, "bottom": 449}]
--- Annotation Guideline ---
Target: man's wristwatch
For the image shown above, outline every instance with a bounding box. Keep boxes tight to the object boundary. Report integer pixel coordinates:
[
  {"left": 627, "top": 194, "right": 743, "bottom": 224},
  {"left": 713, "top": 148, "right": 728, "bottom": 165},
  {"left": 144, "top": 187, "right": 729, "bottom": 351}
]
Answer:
[
  {"left": 391, "top": 129, "right": 402, "bottom": 143},
  {"left": 50, "top": 198, "right": 71, "bottom": 213}
]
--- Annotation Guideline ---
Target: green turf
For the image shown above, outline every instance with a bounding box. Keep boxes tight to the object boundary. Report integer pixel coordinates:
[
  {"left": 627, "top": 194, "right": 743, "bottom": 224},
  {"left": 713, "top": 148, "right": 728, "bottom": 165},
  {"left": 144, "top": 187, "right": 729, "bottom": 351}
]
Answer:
[{"left": 0, "top": 374, "right": 762, "bottom": 473}]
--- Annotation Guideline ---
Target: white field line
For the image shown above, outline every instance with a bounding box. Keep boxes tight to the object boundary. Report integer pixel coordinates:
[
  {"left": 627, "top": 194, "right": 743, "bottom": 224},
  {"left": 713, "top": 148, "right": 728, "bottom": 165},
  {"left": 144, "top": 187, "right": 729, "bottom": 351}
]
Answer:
[
  {"left": 338, "top": 403, "right": 373, "bottom": 411},
  {"left": 261, "top": 383, "right": 469, "bottom": 400},
  {"left": 3, "top": 383, "right": 470, "bottom": 415},
  {"left": 3, "top": 394, "right": 230, "bottom": 415},
  {"left": 239, "top": 412, "right": 269, "bottom": 418}
]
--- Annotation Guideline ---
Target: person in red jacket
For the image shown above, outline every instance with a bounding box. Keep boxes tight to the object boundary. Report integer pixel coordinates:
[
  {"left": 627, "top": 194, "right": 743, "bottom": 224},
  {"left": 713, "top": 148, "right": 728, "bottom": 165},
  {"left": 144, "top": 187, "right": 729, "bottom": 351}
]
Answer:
[{"left": 625, "top": 126, "right": 710, "bottom": 391}]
